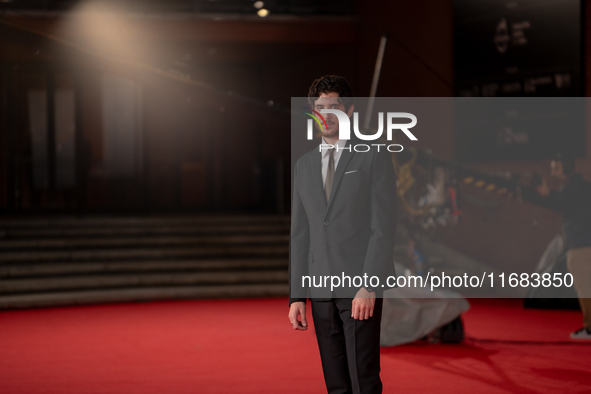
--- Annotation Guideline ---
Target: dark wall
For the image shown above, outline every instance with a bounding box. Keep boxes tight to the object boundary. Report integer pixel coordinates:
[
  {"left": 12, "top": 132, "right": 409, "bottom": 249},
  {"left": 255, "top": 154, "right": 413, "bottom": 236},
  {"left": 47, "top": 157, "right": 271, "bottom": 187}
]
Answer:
[
  {"left": 1, "top": 2, "right": 589, "bottom": 271},
  {"left": 352, "top": 0, "right": 589, "bottom": 272},
  {"left": 0, "top": 14, "right": 359, "bottom": 213}
]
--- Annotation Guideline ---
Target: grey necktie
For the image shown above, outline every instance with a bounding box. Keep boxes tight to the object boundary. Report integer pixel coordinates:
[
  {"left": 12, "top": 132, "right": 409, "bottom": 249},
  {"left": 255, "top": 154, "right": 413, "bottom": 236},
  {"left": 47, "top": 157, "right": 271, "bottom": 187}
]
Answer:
[{"left": 325, "top": 148, "right": 335, "bottom": 202}]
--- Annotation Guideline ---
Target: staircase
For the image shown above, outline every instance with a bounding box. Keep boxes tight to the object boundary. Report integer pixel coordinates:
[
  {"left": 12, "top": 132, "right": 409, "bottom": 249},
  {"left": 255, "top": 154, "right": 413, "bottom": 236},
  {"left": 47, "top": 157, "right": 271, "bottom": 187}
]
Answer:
[{"left": 0, "top": 215, "right": 290, "bottom": 309}]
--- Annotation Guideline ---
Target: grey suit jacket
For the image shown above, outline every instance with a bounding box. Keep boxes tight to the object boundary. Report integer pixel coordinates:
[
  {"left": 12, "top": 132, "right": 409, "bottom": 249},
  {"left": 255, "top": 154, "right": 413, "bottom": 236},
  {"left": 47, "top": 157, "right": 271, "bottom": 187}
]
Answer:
[{"left": 289, "top": 137, "right": 398, "bottom": 305}]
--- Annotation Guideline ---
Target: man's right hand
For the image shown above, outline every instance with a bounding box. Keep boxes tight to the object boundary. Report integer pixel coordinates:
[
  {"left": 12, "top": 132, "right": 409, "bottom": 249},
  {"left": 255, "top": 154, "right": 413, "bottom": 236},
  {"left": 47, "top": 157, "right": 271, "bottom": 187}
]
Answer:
[{"left": 288, "top": 301, "right": 308, "bottom": 331}]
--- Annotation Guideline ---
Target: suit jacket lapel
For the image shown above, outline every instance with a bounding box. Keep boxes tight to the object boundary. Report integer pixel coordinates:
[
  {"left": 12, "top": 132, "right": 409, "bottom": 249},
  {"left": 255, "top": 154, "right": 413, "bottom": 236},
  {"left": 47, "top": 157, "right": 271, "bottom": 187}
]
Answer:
[
  {"left": 311, "top": 149, "right": 327, "bottom": 211},
  {"left": 325, "top": 139, "right": 355, "bottom": 214}
]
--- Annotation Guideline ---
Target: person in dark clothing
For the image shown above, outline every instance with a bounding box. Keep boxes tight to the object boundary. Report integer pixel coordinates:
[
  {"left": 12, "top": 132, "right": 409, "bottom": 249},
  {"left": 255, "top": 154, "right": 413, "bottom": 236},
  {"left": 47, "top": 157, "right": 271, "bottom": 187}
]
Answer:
[
  {"left": 537, "top": 155, "right": 591, "bottom": 340},
  {"left": 288, "top": 75, "right": 397, "bottom": 393}
]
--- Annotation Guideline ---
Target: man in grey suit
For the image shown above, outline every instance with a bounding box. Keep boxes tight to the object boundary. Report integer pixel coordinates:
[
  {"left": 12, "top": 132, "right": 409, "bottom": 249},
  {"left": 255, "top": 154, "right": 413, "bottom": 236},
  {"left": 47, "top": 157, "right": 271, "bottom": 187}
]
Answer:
[{"left": 288, "top": 75, "right": 398, "bottom": 394}]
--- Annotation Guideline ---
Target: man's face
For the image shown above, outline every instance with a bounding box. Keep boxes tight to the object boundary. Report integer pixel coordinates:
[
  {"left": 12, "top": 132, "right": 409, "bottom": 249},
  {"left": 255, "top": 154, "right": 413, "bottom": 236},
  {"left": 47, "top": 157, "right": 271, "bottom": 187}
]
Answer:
[
  {"left": 550, "top": 160, "right": 567, "bottom": 181},
  {"left": 313, "top": 92, "right": 354, "bottom": 140}
]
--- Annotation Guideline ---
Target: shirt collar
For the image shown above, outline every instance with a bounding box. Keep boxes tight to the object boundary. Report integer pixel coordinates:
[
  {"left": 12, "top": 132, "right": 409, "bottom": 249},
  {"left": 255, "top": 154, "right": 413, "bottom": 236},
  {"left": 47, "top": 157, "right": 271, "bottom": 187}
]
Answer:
[{"left": 320, "top": 138, "right": 347, "bottom": 158}]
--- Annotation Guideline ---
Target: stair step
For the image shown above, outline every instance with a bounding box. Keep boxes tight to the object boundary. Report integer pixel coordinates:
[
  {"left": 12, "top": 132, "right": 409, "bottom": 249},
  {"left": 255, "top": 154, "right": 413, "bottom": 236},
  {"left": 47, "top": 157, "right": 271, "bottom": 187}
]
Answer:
[
  {"left": 0, "top": 245, "right": 288, "bottom": 263},
  {"left": 0, "top": 270, "right": 288, "bottom": 294},
  {"left": 0, "top": 284, "right": 289, "bottom": 309},
  {"left": 0, "top": 258, "right": 287, "bottom": 278},
  {"left": 0, "top": 234, "right": 289, "bottom": 250},
  {"left": 0, "top": 215, "right": 290, "bottom": 228},
  {"left": 0, "top": 224, "right": 289, "bottom": 239},
  {"left": 0, "top": 214, "right": 292, "bottom": 309}
]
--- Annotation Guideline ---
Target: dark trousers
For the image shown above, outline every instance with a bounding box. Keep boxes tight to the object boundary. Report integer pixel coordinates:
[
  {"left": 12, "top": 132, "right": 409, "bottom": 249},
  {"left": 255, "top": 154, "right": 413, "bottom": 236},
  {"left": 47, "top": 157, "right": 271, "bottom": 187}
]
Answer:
[{"left": 311, "top": 298, "right": 383, "bottom": 394}]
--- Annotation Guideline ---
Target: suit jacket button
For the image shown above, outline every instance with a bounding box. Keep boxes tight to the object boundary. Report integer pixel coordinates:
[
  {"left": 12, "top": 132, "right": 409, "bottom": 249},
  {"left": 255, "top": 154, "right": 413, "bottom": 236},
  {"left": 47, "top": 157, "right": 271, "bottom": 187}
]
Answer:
[{"left": 324, "top": 221, "right": 329, "bottom": 226}]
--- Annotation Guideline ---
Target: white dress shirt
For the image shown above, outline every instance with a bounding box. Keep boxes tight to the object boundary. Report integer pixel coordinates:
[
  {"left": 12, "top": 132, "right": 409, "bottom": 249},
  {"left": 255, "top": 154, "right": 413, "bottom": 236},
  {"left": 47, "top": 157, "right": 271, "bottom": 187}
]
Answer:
[{"left": 320, "top": 138, "right": 347, "bottom": 188}]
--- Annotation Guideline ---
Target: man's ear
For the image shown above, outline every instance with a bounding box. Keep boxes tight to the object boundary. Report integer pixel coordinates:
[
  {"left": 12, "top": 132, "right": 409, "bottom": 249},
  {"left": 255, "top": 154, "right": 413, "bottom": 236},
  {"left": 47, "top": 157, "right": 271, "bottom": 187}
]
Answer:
[{"left": 347, "top": 104, "right": 355, "bottom": 118}]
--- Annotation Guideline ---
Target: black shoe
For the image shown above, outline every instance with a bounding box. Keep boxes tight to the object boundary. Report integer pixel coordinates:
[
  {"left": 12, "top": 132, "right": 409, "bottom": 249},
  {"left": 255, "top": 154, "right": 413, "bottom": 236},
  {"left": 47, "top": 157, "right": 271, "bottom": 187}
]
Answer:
[{"left": 570, "top": 327, "right": 591, "bottom": 340}]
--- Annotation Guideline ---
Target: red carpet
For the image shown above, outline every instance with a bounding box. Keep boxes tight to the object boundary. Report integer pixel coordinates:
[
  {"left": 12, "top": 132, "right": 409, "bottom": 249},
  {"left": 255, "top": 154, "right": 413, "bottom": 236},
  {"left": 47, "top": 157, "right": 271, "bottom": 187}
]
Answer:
[{"left": 0, "top": 298, "right": 589, "bottom": 394}]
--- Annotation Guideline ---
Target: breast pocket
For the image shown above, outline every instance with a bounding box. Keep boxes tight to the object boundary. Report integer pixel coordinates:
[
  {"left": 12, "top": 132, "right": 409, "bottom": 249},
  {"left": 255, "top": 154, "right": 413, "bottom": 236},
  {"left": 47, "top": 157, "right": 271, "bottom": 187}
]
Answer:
[{"left": 341, "top": 169, "right": 363, "bottom": 188}]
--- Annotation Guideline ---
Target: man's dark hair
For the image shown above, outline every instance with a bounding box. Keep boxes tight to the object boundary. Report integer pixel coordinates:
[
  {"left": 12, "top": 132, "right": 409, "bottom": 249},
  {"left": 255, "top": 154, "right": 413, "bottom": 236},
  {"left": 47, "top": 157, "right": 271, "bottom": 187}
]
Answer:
[
  {"left": 554, "top": 152, "right": 576, "bottom": 175},
  {"left": 307, "top": 75, "right": 354, "bottom": 110}
]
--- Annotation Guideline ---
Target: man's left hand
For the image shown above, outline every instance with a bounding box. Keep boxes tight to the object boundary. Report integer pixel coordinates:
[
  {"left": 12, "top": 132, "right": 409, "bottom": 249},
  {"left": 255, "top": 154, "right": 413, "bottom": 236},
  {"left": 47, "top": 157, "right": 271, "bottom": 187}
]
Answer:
[{"left": 352, "top": 288, "right": 376, "bottom": 320}]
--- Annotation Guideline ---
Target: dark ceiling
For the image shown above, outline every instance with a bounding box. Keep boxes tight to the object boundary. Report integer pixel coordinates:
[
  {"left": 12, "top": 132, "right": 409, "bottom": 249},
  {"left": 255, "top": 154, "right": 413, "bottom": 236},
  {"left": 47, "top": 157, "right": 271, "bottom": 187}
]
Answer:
[{"left": 0, "top": 0, "right": 355, "bottom": 15}]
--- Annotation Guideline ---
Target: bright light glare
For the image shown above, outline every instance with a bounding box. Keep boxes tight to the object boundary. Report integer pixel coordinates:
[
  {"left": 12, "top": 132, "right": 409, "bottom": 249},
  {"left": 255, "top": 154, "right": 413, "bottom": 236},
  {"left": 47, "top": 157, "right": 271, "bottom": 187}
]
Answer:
[{"left": 59, "top": 1, "right": 148, "bottom": 61}]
